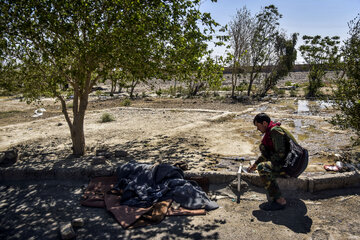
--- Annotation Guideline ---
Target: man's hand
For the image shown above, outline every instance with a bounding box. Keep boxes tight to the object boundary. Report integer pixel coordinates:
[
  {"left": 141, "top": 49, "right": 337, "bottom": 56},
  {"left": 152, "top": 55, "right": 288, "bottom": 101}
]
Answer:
[{"left": 247, "top": 163, "right": 257, "bottom": 173}]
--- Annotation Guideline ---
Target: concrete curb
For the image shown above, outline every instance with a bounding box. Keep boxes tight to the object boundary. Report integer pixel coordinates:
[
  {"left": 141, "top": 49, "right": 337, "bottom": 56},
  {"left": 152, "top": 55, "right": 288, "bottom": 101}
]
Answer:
[
  {"left": 1, "top": 166, "right": 359, "bottom": 192},
  {"left": 240, "top": 171, "right": 360, "bottom": 192}
]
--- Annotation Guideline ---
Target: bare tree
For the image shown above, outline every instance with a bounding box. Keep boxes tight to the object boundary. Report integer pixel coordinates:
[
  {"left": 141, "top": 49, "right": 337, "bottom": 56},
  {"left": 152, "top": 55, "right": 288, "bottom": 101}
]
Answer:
[
  {"left": 228, "top": 6, "right": 254, "bottom": 97},
  {"left": 247, "top": 5, "right": 282, "bottom": 96},
  {"left": 229, "top": 5, "right": 290, "bottom": 97}
]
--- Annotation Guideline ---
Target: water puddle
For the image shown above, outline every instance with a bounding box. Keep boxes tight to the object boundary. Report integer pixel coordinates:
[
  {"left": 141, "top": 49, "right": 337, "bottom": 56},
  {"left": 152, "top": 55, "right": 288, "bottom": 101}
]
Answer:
[
  {"left": 256, "top": 105, "right": 268, "bottom": 112},
  {"left": 297, "top": 100, "right": 309, "bottom": 113},
  {"left": 318, "top": 100, "right": 334, "bottom": 109},
  {"left": 255, "top": 99, "right": 335, "bottom": 116},
  {"left": 296, "top": 100, "right": 335, "bottom": 116},
  {"left": 293, "top": 119, "right": 303, "bottom": 131}
]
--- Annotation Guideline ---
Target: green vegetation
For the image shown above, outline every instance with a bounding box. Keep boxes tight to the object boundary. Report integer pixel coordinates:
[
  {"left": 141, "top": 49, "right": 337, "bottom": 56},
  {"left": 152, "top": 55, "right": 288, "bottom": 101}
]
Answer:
[
  {"left": 300, "top": 35, "right": 341, "bottom": 98},
  {"left": 272, "top": 87, "right": 285, "bottom": 96},
  {"left": 1, "top": 0, "right": 222, "bottom": 155},
  {"left": 285, "top": 81, "right": 293, "bottom": 86},
  {"left": 1, "top": 1, "right": 359, "bottom": 153},
  {"left": 289, "top": 89, "right": 298, "bottom": 97},
  {"left": 156, "top": 88, "right": 162, "bottom": 97},
  {"left": 120, "top": 99, "right": 131, "bottom": 107},
  {"left": 95, "top": 90, "right": 103, "bottom": 98},
  {"left": 331, "top": 14, "right": 360, "bottom": 144},
  {"left": 100, "top": 113, "right": 115, "bottom": 123},
  {"left": 0, "top": 110, "right": 22, "bottom": 119}
]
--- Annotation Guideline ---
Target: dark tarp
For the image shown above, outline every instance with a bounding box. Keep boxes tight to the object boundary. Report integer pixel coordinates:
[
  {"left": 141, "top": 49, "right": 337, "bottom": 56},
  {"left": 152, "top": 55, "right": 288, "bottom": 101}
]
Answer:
[{"left": 114, "top": 162, "right": 218, "bottom": 210}]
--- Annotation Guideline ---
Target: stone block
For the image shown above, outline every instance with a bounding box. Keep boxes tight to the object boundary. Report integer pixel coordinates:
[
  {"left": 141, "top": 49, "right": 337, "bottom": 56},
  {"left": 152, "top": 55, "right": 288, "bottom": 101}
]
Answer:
[
  {"left": 71, "top": 218, "right": 84, "bottom": 228},
  {"left": 60, "top": 222, "right": 76, "bottom": 240}
]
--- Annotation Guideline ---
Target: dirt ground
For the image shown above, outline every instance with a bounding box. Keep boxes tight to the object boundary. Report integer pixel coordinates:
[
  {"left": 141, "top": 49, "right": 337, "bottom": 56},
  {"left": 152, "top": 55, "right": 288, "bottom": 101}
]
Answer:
[
  {"left": 1, "top": 81, "right": 360, "bottom": 239},
  {"left": 0, "top": 93, "right": 357, "bottom": 173},
  {"left": 1, "top": 180, "right": 360, "bottom": 240}
]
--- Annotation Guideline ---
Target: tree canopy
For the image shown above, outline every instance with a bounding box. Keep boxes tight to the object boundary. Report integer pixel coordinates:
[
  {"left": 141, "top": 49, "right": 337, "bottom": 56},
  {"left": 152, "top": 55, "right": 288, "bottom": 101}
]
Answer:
[
  {"left": 300, "top": 35, "right": 341, "bottom": 98},
  {"left": 228, "top": 5, "right": 297, "bottom": 98},
  {"left": 1, "top": 0, "right": 220, "bottom": 155},
  {"left": 331, "top": 14, "right": 360, "bottom": 144}
]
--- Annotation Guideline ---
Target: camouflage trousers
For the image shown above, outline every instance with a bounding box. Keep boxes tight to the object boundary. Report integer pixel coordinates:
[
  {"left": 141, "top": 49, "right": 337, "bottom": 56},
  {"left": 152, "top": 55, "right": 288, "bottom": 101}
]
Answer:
[{"left": 257, "top": 161, "right": 288, "bottom": 201}]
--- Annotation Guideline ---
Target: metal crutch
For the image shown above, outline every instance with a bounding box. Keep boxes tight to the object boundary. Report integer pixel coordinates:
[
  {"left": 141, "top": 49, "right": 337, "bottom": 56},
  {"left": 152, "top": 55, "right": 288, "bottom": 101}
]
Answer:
[{"left": 237, "top": 163, "right": 242, "bottom": 203}]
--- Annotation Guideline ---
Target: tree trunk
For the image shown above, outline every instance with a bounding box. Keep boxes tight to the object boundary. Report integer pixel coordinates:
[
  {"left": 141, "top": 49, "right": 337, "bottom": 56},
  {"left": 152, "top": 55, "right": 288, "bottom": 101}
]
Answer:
[
  {"left": 173, "top": 79, "right": 177, "bottom": 96},
  {"left": 247, "top": 71, "right": 254, "bottom": 96},
  {"left": 231, "top": 62, "right": 237, "bottom": 98},
  {"left": 111, "top": 79, "right": 117, "bottom": 94},
  {"left": 129, "top": 79, "right": 139, "bottom": 99},
  {"left": 70, "top": 92, "right": 88, "bottom": 156},
  {"left": 70, "top": 114, "right": 85, "bottom": 156},
  {"left": 59, "top": 86, "right": 89, "bottom": 156}
]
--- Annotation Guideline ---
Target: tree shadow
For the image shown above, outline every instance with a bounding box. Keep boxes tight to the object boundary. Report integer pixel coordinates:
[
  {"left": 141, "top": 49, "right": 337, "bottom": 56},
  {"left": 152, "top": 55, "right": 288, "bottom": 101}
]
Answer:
[
  {"left": 252, "top": 199, "right": 312, "bottom": 233},
  {"left": 1, "top": 179, "right": 220, "bottom": 240}
]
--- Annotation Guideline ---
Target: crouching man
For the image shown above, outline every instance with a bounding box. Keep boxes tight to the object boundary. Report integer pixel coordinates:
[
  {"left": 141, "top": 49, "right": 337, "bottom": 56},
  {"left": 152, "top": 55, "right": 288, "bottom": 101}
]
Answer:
[{"left": 248, "top": 113, "right": 300, "bottom": 211}]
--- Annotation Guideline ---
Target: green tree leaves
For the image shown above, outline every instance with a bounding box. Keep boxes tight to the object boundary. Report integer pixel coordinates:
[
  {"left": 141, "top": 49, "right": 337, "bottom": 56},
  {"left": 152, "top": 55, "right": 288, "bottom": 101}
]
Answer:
[
  {"left": 1, "top": 0, "right": 220, "bottom": 155},
  {"left": 331, "top": 14, "right": 360, "bottom": 144},
  {"left": 300, "top": 35, "right": 341, "bottom": 98}
]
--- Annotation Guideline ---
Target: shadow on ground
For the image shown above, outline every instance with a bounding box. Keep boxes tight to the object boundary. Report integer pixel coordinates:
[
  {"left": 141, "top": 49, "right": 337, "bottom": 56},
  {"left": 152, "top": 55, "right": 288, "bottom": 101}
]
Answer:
[
  {"left": 252, "top": 199, "right": 313, "bottom": 234},
  {"left": 0, "top": 181, "right": 221, "bottom": 240}
]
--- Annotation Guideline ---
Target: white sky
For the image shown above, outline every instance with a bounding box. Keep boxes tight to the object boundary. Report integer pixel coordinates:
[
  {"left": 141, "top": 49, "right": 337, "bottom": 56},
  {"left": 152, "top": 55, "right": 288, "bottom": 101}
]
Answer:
[{"left": 199, "top": 0, "right": 360, "bottom": 63}]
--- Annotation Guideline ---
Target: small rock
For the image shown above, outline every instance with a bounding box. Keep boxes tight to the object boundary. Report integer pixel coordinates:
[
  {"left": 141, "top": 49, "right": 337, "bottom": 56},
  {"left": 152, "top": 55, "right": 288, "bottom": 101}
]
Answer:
[
  {"left": 71, "top": 218, "right": 84, "bottom": 228},
  {"left": 60, "top": 222, "right": 76, "bottom": 240},
  {"left": 57, "top": 123, "right": 63, "bottom": 126}
]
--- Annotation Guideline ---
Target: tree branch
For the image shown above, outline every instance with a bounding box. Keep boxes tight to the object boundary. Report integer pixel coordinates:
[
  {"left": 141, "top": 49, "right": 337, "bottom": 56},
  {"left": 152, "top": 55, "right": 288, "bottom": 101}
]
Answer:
[{"left": 57, "top": 95, "right": 73, "bottom": 129}]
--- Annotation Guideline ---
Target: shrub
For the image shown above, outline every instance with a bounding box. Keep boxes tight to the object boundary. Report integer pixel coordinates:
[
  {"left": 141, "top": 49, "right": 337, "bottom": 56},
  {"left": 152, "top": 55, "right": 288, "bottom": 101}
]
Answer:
[
  {"left": 272, "top": 86, "right": 285, "bottom": 96},
  {"left": 290, "top": 89, "right": 297, "bottom": 97},
  {"left": 120, "top": 99, "right": 131, "bottom": 106},
  {"left": 100, "top": 113, "right": 115, "bottom": 123},
  {"left": 220, "top": 86, "right": 231, "bottom": 91},
  {"left": 95, "top": 90, "right": 102, "bottom": 97},
  {"left": 285, "top": 81, "right": 292, "bottom": 86},
  {"left": 156, "top": 88, "right": 162, "bottom": 96}
]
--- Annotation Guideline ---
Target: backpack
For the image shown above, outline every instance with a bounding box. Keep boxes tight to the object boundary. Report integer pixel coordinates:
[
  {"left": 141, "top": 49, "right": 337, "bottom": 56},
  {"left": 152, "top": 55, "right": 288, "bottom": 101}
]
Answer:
[{"left": 283, "top": 137, "right": 309, "bottom": 178}]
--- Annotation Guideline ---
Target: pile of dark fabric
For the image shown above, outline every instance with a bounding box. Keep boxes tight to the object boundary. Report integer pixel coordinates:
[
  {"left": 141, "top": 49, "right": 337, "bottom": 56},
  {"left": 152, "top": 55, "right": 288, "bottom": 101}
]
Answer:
[
  {"left": 115, "top": 162, "right": 218, "bottom": 210},
  {"left": 81, "top": 162, "right": 218, "bottom": 228}
]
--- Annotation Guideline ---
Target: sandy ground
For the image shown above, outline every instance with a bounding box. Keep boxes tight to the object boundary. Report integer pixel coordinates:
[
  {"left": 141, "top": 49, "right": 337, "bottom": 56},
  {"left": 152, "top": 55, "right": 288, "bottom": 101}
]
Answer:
[{"left": 0, "top": 94, "right": 356, "bottom": 173}]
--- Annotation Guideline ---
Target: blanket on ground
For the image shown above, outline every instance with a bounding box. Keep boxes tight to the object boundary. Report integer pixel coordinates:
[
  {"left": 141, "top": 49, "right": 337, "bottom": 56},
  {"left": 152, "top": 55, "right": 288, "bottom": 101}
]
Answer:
[
  {"left": 114, "top": 162, "right": 218, "bottom": 210},
  {"left": 81, "top": 176, "right": 206, "bottom": 228}
]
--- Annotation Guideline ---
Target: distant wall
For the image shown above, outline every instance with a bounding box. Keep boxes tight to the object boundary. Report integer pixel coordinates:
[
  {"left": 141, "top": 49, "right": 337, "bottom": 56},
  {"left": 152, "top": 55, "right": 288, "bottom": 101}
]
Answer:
[{"left": 223, "top": 64, "right": 311, "bottom": 74}]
